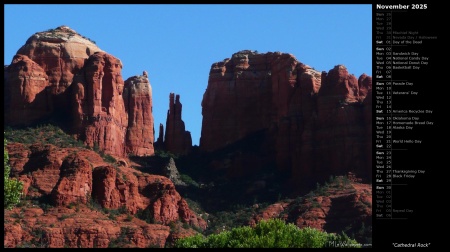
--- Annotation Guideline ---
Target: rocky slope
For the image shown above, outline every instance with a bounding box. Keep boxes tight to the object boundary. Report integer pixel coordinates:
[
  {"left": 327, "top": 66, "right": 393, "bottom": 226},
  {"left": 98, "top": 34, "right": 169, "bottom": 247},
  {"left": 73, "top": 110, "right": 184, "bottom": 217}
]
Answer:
[
  {"left": 200, "top": 50, "right": 372, "bottom": 182},
  {"left": 249, "top": 175, "right": 372, "bottom": 242},
  {"left": 4, "top": 142, "right": 206, "bottom": 248}
]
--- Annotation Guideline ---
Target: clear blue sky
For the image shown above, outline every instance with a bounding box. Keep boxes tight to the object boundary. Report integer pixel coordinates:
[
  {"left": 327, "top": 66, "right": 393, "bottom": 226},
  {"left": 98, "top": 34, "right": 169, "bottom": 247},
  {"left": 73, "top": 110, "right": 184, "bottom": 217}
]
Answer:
[{"left": 4, "top": 4, "right": 372, "bottom": 146}]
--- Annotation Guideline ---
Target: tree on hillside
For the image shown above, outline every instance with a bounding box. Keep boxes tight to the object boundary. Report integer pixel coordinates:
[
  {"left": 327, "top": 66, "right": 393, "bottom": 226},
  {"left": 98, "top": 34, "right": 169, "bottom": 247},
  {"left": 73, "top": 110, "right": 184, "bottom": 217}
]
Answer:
[
  {"left": 172, "top": 218, "right": 361, "bottom": 248},
  {"left": 4, "top": 137, "right": 23, "bottom": 209}
]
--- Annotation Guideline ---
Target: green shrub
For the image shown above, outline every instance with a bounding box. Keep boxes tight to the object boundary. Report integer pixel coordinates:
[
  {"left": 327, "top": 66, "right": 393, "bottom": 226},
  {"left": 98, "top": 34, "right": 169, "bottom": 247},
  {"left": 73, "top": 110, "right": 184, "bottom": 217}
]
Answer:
[
  {"left": 172, "top": 219, "right": 361, "bottom": 248},
  {"left": 172, "top": 233, "right": 207, "bottom": 248},
  {"left": 4, "top": 124, "right": 86, "bottom": 148},
  {"left": 180, "top": 174, "right": 199, "bottom": 187},
  {"left": 4, "top": 138, "right": 23, "bottom": 209},
  {"left": 154, "top": 150, "right": 178, "bottom": 159},
  {"left": 101, "top": 153, "right": 117, "bottom": 163},
  {"left": 125, "top": 214, "right": 133, "bottom": 222},
  {"left": 136, "top": 208, "right": 155, "bottom": 224},
  {"left": 108, "top": 227, "right": 132, "bottom": 248}
]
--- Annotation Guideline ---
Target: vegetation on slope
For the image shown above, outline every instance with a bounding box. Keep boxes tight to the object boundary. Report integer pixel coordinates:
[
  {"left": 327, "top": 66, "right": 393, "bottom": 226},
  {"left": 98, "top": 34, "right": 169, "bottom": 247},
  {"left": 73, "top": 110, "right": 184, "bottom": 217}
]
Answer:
[
  {"left": 4, "top": 124, "right": 371, "bottom": 247},
  {"left": 4, "top": 138, "right": 23, "bottom": 209},
  {"left": 171, "top": 219, "right": 360, "bottom": 248},
  {"left": 4, "top": 124, "right": 85, "bottom": 149}
]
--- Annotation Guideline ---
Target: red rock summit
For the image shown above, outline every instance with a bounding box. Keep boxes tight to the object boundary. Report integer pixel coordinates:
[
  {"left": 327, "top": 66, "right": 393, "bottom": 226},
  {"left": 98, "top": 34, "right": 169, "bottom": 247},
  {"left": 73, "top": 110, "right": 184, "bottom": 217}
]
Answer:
[
  {"left": 4, "top": 26, "right": 155, "bottom": 157},
  {"left": 123, "top": 73, "right": 155, "bottom": 156},
  {"left": 16, "top": 25, "right": 102, "bottom": 96},
  {"left": 4, "top": 25, "right": 102, "bottom": 126},
  {"left": 201, "top": 50, "right": 372, "bottom": 181}
]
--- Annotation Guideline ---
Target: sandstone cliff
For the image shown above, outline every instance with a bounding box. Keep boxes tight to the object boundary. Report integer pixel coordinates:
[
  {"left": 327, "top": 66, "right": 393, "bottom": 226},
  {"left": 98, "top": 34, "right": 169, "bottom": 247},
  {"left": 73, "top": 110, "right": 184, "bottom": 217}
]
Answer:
[
  {"left": 123, "top": 72, "right": 155, "bottom": 156},
  {"left": 70, "top": 51, "right": 128, "bottom": 157},
  {"left": 4, "top": 26, "right": 155, "bottom": 157},
  {"left": 200, "top": 50, "right": 372, "bottom": 182},
  {"left": 4, "top": 26, "right": 102, "bottom": 126}
]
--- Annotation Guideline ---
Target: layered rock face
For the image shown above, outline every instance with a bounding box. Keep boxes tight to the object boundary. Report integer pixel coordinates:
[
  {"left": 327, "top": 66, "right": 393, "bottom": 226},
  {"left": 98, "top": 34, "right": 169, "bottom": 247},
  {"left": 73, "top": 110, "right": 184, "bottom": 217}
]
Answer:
[
  {"left": 71, "top": 51, "right": 128, "bottom": 156},
  {"left": 5, "top": 142, "right": 206, "bottom": 247},
  {"left": 248, "top": 177, "right": 372, "bottom": 241},
  {"left": 6, "top": 142, "right": 205, "bottom": 227},
  {"left": 91, "top": 165, "right": 146, "bottom": 214},
  {"left": 4, "top": 205, "right": 171, "bottom": 248},
  {"left": 164, "top": 93, "right": 192, "bottom": 155},
  {"left": 17, "top": 26, "right": 101, "bottom": 96},
  {"left": 123, "top": 73, "right": 155, "bottom": 156},
  {"left": 293, "top": 65, "right": 371, "bottom": 180},
  {"left": 201, "top": 51, "right": 274, "bottom": 152},
  {"left": 4, "top": 55, "right": 50, "bottom": 125},
  {"left": 201, "top": 50, "right": 372, "bottom": 181},
  {"left": 362, "top": 88, "right": 372, "bottom": 180},
  {"left": 137, "top": 174, "right": 206, "bottom": 228},
  {"left": 4, "top": 26, "right": 102, "bottom": 125},
  {"left": 4, "top": 26, "right": 155, "bottom": 157},
  {"left": 51, "top": 154, "right": 93, "bottom": 206}
]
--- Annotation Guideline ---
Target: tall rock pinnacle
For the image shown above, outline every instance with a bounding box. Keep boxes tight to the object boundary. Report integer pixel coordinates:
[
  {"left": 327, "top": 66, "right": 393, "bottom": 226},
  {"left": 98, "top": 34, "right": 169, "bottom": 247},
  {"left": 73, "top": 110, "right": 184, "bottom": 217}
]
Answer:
[
  {"left": 164, "top": 93, "right": 192, "bottom": 155},
  {"left": 123, "top": 72, "right": 155, "bottom": 156}
]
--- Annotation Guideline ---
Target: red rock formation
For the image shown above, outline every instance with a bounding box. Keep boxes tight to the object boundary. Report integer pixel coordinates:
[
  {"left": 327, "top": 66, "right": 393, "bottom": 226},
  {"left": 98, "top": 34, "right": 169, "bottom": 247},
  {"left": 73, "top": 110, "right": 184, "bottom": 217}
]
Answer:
[
  {"left": 4, "top": 222, "right": 27, "bottom": 248},
  {"left": 166, "top": 226, "right": 199, "bottom": 244},
  {"left": 8, "top": 143, "right": 69, "bottom": 196},
  {"left": 358, "top": 73, "right": 372, "bottom": 101},
  {"left": 4, "top": 142, "right": 206, "bottom": 247},
  {"left": 201, "top": 50, "right": 274, "bottom": 152},
  {"left": 6, "top": 143, "right": 105, "bottom": 198},
  {"left": 293, "top": 65, "right": 370, "bottom": 180},
  {"left": 123, "top": 73, "right": 155, "bottom": 156},
  {"left": 249, "top": 178, "right": 372, "bottom": 238},
  {"left": 293, "top": 183, "right": 372, "bottom": 235},
  {"left": 92, "top": 166, "right": 143, "bottom": 214},
  {"left": 137, "top": 174, "right": 207, "bottom": 229},
  {"left": 363, "top": 89, "right": 372, "bottom": 180},
  {"left": 5, "top": 142, "right": 31, "bottom": 175},
  {"left": 3, "top": 206, "right": 170, "bottom": 248},
  {"left": 51, "top": 154, "right": 92, "bottom": 206},
  {"left": 276, "top": 63, "right": 322, "bottom": 173},
  {"left": 7, "top": 141, "right": 206, "bottom": 228},
  {"left": 71, "top": 52, "right": 128, "bottom": 157},
  {"left": 17, "top": 26, "right": 102, "bottom": 96},
  {"left": 4, "top": 55, "right": 50, "bottom": 125},
  {"left": 156, "top": 123, "right": 164, "bottom": 147},
  {"left": 5, "top": 26, "right": 156, "bottom": 158},
  {"left": 4, "top": 26, "right": 102, "bottom": 126},
  {"left": 164, "top": 93, "right": 192, "bottom": 155},
  {"left": 248, "top": 202, "right": 290, "bottom": 227},
  {"left": 200, "top": 50, "right": 372, "bottom": 181}
]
